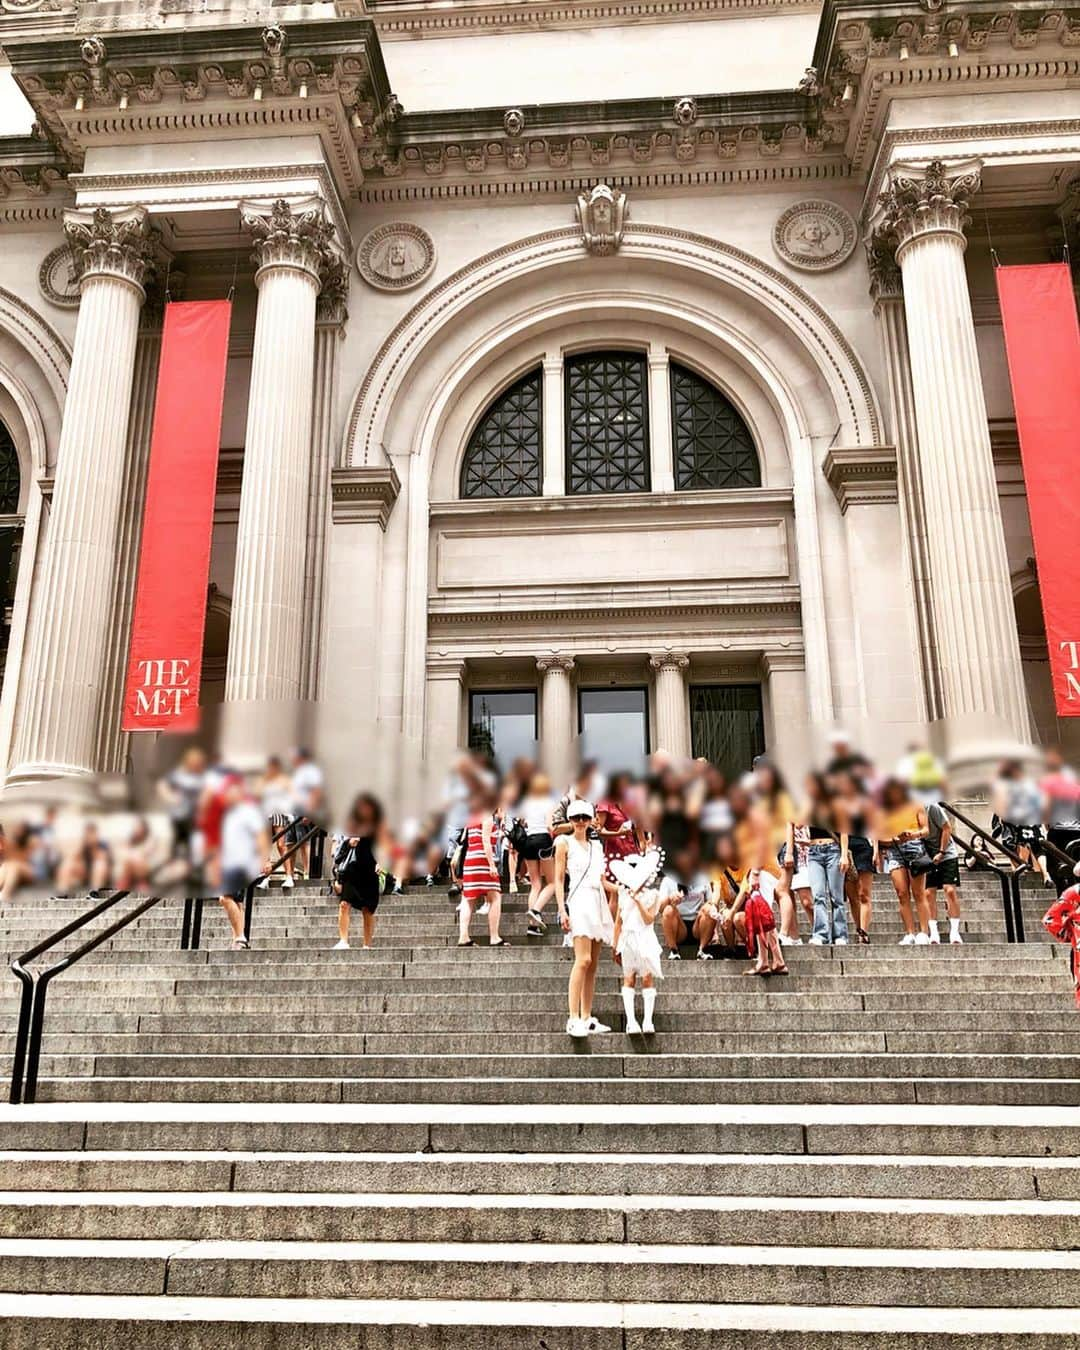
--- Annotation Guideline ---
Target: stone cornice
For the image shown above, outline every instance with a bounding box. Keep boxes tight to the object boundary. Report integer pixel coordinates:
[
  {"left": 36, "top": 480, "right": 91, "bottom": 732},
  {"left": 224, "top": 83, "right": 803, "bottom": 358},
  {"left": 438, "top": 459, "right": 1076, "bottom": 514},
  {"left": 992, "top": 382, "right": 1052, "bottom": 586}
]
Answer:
[
  {"left": 369, "top": 0, "right": 820, "bottom": 39},
  {"left": 430, "top": 486, "right": 796, "bottom": 524},
  {"left": 331, "top": 464, "right": 401, "bottom": 528},
  {"left": 823, "top": 443, "right": 899, "bottom": 513}
]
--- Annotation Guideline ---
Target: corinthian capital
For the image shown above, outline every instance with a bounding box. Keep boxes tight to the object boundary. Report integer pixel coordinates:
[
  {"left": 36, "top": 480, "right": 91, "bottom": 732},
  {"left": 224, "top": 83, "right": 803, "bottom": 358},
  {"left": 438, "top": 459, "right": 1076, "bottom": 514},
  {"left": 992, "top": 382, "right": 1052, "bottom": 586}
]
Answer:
[
  {"left": 649, "top": 650, "right": 690, "bottom": 673},
  {"left": 871, "top": 158, "right": 982, "bottom": 261},
  {"left": 63, "top": 206, "right": 155, "bottom": 295},
  {"left": 536, "top": 654, "right": 575, "bottom": 675},
  {"left": 241, "top": 197, "right": 341, "bottom": 290}
]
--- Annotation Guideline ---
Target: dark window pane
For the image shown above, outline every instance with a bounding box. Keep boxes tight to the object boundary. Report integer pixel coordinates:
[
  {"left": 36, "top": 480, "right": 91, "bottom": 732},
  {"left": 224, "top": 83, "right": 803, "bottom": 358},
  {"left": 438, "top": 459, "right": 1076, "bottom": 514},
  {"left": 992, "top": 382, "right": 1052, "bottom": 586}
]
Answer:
[
  {"left": 460, "top": 370, "right": 542, "bottom": 499},
  {"left": 469, "top": 690, "right": 537, "bottom": 771},
  {"left": 0, "top": 422, "right": 20, "bottom": 514},
  {"left": 690, "top": 685, "right": 765, "bottom": 782},
  {"left": 565, "top": 352, "right": 650, "bottom": 495},
  {"left": 578, "top": 687, "right": 648, "bottom": 773},
  {"left": 670, "top": 362, "right": 760, "bottom": 491}
]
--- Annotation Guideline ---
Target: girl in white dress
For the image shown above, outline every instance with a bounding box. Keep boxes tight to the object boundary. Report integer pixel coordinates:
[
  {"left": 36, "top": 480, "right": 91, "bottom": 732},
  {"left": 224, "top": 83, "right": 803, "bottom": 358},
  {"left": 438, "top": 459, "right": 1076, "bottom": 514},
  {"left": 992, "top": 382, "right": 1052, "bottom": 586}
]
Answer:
[
  {"left": 613, "top": 883, "right": 663, "bottom": 1034},
  {"left": 554, "top": 800, "right": 614, "bottom": 1039}
]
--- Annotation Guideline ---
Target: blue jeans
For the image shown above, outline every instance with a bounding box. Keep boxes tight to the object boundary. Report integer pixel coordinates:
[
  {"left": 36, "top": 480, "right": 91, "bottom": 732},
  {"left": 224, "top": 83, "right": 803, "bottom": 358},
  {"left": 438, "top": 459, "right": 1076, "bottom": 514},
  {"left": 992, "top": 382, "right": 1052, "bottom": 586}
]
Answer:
[{"left": 808, "top": 842, "right": 847, "bottom": 943}]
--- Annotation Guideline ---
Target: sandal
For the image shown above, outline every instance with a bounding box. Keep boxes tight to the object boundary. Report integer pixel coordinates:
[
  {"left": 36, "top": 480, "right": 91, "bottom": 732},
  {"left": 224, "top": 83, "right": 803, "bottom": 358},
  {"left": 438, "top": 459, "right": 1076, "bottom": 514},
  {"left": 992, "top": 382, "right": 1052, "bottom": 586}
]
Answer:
[
  {"left": 856, "top": 927, "right": 871, "bottom": 945},
  {"left": 490, "top": 938, "right": 512, "bottom": 947},
  {"left": 456, "top": 939, "right": 476, "bottom": 948}
]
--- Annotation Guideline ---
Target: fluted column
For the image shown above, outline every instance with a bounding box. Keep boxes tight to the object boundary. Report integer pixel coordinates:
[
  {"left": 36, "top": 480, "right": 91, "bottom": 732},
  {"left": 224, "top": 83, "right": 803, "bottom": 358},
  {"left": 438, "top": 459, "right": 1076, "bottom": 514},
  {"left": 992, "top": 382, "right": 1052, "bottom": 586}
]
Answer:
[
  {"left": 649, "top": 650, "right": 690, "bottom": 757},
  {"left": 871, "top": 160, "right": 1030, "bottom": 777},
  {"left": 8, "top": 206, "right": 153, "bottom": 791},
  {"left": 224, "top": 198, "right": 342, "bottom": 763},
  {"left": 537, "top": 654, "right": 575, "bottom": 789},
  {"left": 867, "top": 246, "right": 939, "bottom": 722}
]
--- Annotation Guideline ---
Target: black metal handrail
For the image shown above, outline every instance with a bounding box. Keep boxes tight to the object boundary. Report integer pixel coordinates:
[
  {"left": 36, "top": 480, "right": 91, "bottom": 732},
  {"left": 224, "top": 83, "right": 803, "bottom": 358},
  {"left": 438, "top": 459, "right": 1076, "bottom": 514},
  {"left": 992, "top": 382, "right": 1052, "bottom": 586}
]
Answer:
[
  {"left": 939, "top": 802, "right": 1029, "bottom": 943},
  {"left": 9, "top": 884, "right": 169, "bottom": 1105},
  {"left": 178, "top": 822, "right": 327, "bottom": 952}
]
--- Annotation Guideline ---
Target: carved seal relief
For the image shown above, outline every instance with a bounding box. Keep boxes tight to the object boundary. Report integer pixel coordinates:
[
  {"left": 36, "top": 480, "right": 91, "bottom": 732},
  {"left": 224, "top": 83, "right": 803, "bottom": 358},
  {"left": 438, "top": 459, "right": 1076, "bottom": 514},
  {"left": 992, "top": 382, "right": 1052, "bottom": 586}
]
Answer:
[
  {"left": 38, "top": 244, "right": 81, "bottom": 309},
  {"left": 356, "top": 222, "right": 436, "bottom": 292},
  {"left": 772, "top": 199, "right": 857, "bottom": 272}
]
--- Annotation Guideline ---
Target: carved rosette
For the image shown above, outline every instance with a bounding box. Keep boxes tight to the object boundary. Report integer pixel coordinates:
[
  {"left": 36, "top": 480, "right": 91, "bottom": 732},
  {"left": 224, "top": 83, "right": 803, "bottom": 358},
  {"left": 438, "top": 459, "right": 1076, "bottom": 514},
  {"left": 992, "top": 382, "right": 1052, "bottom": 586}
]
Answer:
[
  {"left": 63, "top": 206, "right": 155, "bottom": 296},
  {"left": 873, "top": 158, "right": 982, "bottom": 261},
  {"left": 241, "top": 197, "right": 339, "bottom": 289}
]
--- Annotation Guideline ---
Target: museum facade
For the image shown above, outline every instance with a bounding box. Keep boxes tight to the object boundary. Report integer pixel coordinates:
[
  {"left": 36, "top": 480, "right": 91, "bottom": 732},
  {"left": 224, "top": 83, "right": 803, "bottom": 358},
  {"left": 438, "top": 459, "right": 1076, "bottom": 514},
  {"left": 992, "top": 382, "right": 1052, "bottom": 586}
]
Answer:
[{"left": 0, "top": 0, "right": 1075, "bottom": 805}]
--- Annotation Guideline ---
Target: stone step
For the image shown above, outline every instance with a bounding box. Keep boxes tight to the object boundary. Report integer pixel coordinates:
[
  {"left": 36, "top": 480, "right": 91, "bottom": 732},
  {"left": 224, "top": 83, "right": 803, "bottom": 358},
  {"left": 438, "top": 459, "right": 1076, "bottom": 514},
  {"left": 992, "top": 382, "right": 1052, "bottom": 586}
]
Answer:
[
  {"left": 3, "top": 1292, "right": 1080, "bottom": 1350},
  {"left": 3, "top": 1190, "right": 1078, "bottom": 1248},
  {"left": 3, "top": 1104, "right": 1078, "bottom": 1158},
  {"left": 33, "top": 1075, "right": 1080, "bottom": 1108},
  {"left": 2, "top": 1236, "right": 1079, "bottom": 1305},
  {"left": 4, "top": 1149, "right": 1077, "bottom": 1200}
]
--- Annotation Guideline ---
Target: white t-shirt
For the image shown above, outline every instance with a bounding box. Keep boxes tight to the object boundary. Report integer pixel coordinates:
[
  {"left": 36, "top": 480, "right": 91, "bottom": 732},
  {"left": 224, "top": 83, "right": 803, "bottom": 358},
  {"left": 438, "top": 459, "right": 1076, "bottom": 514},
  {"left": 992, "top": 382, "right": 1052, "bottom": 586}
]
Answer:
[
  {"left": 660, "top": 871, "right": 711, "bottom": 922},
  {"left": 221, "top": 800, "right": 265, "bottom": 873},
  {"left": 292, "top": 762, "right": 324, "bottom": 816},
  {"left": 520, "top": 793, "right": 556, "bottom": 835}
]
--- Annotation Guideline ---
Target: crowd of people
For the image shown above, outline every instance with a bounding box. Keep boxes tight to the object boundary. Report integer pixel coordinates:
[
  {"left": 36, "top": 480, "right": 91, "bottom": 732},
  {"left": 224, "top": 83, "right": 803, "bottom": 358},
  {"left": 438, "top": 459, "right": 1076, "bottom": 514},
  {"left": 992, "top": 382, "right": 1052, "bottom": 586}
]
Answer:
[{"left": 2, "top": 737, "right": 1078, "bottom": 1019}]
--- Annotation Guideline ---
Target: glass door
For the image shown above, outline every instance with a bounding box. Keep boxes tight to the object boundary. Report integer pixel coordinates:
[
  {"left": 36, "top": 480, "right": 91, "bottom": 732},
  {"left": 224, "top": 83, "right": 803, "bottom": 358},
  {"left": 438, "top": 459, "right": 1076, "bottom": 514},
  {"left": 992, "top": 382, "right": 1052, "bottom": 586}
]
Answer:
[
  {"left": 689, "top": 684, "right": 765, "bottom": 781},
  {"left": 578, "top": 687, "right": 649, "bottom": 773},
  {"left": 468, "top": 690, "right": 537, "bottom": 771}
]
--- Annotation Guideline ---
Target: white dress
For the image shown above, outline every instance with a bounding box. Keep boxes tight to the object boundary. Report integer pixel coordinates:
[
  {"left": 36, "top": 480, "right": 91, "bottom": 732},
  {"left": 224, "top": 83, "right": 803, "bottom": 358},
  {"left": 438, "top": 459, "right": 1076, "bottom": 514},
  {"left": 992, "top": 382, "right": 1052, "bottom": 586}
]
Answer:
[
  {"left": 616, "top": 887, "right": 663, "bottom": 981},
  {"left": 563, "top": 835, "right": 614, "bottom": 944}
]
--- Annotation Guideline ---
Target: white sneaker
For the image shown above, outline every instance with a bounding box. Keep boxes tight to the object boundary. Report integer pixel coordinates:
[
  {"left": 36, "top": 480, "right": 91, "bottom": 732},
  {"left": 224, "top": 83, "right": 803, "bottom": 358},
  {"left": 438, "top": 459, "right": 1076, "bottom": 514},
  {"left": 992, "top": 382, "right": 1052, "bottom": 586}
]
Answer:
[
  {"left": 283, "top": 875, "right": 294, "bottom": 889},
  {"left": 587, "top": 1018, "right": 611, "bottom": 1034},
  {"left": 562, "top": 933, "right": 574, "bottom": 948},
  {"left": 566, "top": 1017, "right": 589, "bottom": 1038},
  {"left": 625, "top": 1016, "right": 642, "bottom": 1035},
  {"left": 834, "top": 937, "right": 849, "bottom": 946},
  {"left": 333, "top": 939, "right": 349, "bottom": 950},
  {"left": 256, "top": 876, "right": 271, "bottom": 890},
  {"left": 642, "top": 1016, "right": 655, "bottom": 1034},
  {"left": 478, "top": 901, "right": 490, "bottom": 915},
  {"left": 696, "top": 950, "right": 713, "bottom": 961},
  {"left": 667, "top": 948, "right": 682, "bottom": 961},
  {"left": 914, "top": 931, "right": 931, "bottom": 946},
  {"left": 928, "top": 925, "right": 941, "bottom": 945},
  {"left": 950, "top": 930, "right": 964, "bottom": 945},
  {"left": 808, "top": 935, "right": 828, "bottom": 946},
  {"left": 778, "top": 933, "right": 801, "bottom": 947},
  {"left": 899, "top": 933, "right": 917, "bottom": 946}
]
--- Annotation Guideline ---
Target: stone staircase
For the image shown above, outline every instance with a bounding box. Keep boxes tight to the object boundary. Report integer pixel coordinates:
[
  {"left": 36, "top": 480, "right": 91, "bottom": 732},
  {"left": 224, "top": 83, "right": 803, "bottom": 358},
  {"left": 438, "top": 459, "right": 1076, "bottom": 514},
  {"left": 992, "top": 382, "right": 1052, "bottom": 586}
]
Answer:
[{"left": 0, "top": 872, "right": 1078, "bottom": 1347}]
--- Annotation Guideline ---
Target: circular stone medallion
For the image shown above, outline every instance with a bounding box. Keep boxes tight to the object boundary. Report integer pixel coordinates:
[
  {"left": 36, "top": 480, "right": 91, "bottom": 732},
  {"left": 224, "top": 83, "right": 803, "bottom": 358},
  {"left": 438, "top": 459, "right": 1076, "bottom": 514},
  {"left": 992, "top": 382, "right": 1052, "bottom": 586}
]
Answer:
[
  {"left": 772, "top": 200, "right": 857, "bottom": 272},
  {"left": 38, "top": 244, "right": 81, "bottom": 308},
  {"left": 356, "top": 222, "right": 436, "bottom": 292}
]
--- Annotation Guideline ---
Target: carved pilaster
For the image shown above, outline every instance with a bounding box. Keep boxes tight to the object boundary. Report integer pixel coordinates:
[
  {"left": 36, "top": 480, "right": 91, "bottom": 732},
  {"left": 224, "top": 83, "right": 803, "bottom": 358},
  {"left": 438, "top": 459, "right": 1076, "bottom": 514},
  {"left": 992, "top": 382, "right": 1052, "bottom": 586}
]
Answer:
[{"left": 64, "top": 205, "right": 155, "bottom": 295}]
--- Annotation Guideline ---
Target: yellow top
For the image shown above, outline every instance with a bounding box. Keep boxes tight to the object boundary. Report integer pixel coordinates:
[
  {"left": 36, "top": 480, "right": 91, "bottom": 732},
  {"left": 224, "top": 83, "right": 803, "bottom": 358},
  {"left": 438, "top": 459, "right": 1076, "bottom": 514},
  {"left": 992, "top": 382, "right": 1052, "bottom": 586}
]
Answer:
[{"left": 884, "top": 802, "right": 924, "bottom": 839}]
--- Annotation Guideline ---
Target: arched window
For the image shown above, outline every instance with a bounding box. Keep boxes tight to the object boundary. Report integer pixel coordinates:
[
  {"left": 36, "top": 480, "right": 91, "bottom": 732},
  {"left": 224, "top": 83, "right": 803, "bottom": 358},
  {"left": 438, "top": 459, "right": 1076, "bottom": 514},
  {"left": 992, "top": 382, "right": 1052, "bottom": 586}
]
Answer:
[
  {"left": 459, "top": 369, "right": 542, "bottom": 499},
  {"left": 670, "top": 362, "right": 760, "bottom": 491},
  {"left": 0, "top": 422, "right": 20, "bottom": 514},
  {"left": 565, "top": 351, "right": 650, "bottom": 495}
]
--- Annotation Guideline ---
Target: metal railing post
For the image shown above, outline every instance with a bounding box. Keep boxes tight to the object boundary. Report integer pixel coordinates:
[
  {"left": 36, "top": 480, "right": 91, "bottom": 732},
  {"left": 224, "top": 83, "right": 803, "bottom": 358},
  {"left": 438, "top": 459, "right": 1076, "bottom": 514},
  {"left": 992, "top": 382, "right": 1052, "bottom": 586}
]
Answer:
[
  {"left": 1010, "top": 872, "right": 1026, "bottom": 943},
  {"left": 998, "top": 871, "right": 1016, "bottom": 944},
  {"left": 180, "top": 898, "right": 193, "bottom": 950},
  {"left": 22, "top": 968, "right": 55, "bottom": 1105},
  {"left": 190, "top": 897, "right": 204, "bottom": 951},
  {"left": 311, "top": 830, "right": 325, "bottom": 881},
  {"left": 8, "top": 966, "right": 35, "bottom": 1105},
  {"left": 243, "top": 884, "right": 255, "bottom": 944}
]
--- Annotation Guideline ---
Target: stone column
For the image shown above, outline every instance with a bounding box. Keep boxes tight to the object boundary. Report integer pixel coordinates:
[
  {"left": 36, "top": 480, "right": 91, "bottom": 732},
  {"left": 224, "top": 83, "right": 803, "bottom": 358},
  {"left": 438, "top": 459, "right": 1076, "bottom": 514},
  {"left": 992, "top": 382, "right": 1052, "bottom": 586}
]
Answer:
[
  {"left": 763, "top": 651, "right": 810, "bottom": 785},
  {"left": 541, "top": 354, "right": 564, "bottom": 496},
  {"left": 649, "top": 650, "right": 690, "bottom": 756},
  {"left": 224, "top": 198, "right": 341, "bottom": 764},
  {"left": 536, "top": 654, "right": 575, "bottom": 788},
  {"left": 872, "top": 160, "right": 1030, "bottom": 778},
  {"left": 867, "top": 244, "right": 939, "bottom": 721},
  {"left": 8, "top": 206, "right": 153, "bottom": 792},
  {"left": 425, "top": 656, "right": 467, "bottom": 777},
  {"left": 648, "top": 346, "right": 675, "bottom": 493}
]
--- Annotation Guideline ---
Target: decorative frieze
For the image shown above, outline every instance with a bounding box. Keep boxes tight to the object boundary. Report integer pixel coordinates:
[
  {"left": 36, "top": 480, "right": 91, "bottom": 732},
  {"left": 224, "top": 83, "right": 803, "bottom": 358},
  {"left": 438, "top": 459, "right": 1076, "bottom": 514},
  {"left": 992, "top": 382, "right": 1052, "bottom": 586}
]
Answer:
[{"left": 64, "top": 204, "right": 155, "bottom": 292}]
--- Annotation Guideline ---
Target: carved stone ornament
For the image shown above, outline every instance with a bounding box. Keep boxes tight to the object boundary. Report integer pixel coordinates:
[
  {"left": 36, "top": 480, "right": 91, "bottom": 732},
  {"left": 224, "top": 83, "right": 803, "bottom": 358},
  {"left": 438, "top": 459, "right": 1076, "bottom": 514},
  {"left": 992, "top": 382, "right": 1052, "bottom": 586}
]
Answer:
[
  {"left": 873, "top": 158, "right": 982, "bottom": 257},
  {"left": 772, "top": 199, "right": 857, "bottom": 272},
  {"left": 241, "top": 197, "right": 337, "bottom": 286},
  {"left": 0, "top": 0, "right": 59, "bottom": 9},
  {"left": 356, "top": 222, "right": 436, "bottom": 292},
  {"left": 576, "top": 182, "right": 627, "bottom": 256},
  {"left": 38, "top": 244, "right": 82, "bottom": 309},
  {"left": 796, "top": 66, "right": 821, "bottom": 96},
  {"left": 63, "top": 206, "right": 155, "bottom": 292},
  {"left": 673, "top": 97, "right": 698, "bottom": 127},
  {"left": 503, "top": 108, "right": 525, "bottom": 137}
]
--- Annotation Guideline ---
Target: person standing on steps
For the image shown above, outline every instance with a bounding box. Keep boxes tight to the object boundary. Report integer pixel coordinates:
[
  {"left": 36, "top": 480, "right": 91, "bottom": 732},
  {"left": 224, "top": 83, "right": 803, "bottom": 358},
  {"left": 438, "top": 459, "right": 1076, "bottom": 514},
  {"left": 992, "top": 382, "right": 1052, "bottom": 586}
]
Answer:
[
  {"left": 879, "top": 777, "right": 934, "bottom": 946},
  {"left": 555, "top": 799, "right": 614, "bottom": 1038},
  {"left": 217, "top": 775, "right": 269, "bottom": 951},
  {"left": 924, "top": 793, "right": 963, "bottom": 945},
  {"left": 457, "top": 784, "right": 509, "bottom": 948},
  {"left": 833, "top": 768, "right": 878, "bottom": 945},
  {"left": 516, "top": 771, "right": 558, "bottom": 936},
  {"left": 257, "top": 754, "right": 296, "bottom": 891},
  {"left": 795, "top": 772, "right": 850, "bottom": 947},
  {"left": 289, "top": 747, "right": 325, "bottom": 882},
  {"left": 612, "top": 868, "right": 663, "bottom": 1034},
  {"left": 333, "top": 793, "right": 389, "bottom": 951}
]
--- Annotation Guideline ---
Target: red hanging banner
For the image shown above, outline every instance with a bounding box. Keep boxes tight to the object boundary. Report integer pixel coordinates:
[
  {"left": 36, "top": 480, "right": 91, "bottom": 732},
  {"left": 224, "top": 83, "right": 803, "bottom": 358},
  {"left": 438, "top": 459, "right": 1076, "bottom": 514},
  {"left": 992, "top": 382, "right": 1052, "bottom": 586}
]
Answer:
[
  {"left": 121, "top": 300, "right": 231, "bottom": 732},
  {"left": 995, "top": 263, "right": 1080, "bottom": 716}
]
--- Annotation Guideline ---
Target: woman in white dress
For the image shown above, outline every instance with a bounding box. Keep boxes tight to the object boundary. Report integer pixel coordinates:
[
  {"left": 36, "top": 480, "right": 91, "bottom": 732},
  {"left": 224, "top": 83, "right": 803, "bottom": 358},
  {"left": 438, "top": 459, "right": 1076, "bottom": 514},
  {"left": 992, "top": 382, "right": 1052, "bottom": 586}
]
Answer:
[
  {"left": 613, "top": 879, "right": 663, "bottom": 1035},
  {"left": 554, "top": 800, "right": 614, "bottom": 1039}
]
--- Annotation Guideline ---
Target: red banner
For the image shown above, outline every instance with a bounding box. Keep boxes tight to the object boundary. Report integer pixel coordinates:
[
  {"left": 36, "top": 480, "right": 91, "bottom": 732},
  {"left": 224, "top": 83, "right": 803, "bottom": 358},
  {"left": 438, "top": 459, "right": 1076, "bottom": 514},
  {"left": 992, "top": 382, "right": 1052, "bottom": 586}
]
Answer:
[
  {"left": 996, "top": 263, "right": 1080, "bottom": 716},
  {"left": 121, "top": 300, "right": 231, "bottom": 732}
]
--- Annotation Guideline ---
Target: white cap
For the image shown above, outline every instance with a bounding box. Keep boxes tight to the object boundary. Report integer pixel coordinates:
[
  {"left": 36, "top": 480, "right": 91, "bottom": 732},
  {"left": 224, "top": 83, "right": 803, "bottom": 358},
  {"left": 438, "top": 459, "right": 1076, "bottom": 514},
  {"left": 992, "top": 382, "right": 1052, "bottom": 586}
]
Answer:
[{"left": 567, "top": 798, "right": 594, "bottom": 819}]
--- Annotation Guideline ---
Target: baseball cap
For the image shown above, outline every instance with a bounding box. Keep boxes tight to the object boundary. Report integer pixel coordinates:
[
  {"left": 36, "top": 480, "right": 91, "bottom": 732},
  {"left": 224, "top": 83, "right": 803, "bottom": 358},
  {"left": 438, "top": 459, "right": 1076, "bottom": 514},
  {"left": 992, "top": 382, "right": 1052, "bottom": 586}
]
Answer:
[{"left": 567, "top": 798, "right": 594, "bottom": 819}]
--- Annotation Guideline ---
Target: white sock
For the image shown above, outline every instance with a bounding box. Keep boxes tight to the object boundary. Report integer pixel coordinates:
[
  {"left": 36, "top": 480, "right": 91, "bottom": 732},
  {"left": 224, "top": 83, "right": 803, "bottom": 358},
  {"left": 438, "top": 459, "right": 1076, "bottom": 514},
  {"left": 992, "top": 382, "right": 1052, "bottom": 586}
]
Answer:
[
  {"left": 622, "top": 986, "right": 639, "bottom": 1028},
  {"left": 949, "top": 916, "right": 961, "bottom": 938},
  {"left": 642, "top": 987, "right": 657, "bottom": 1029}
]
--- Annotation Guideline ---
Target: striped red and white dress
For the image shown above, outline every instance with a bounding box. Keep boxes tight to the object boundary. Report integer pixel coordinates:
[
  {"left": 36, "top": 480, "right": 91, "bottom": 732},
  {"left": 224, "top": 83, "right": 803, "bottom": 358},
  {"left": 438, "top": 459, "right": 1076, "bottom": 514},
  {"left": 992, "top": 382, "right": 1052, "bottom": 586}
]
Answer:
[{"left": 461, "top": 817, "right": 500, "bottom": 902}]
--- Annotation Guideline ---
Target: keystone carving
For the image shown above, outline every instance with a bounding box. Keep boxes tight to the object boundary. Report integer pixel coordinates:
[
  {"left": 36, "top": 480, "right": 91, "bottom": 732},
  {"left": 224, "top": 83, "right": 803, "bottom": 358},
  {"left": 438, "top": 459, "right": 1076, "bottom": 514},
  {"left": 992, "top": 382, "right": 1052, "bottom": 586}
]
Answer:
[{"left": 576, "top": 182, "right": 627, "bottom": 256}]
